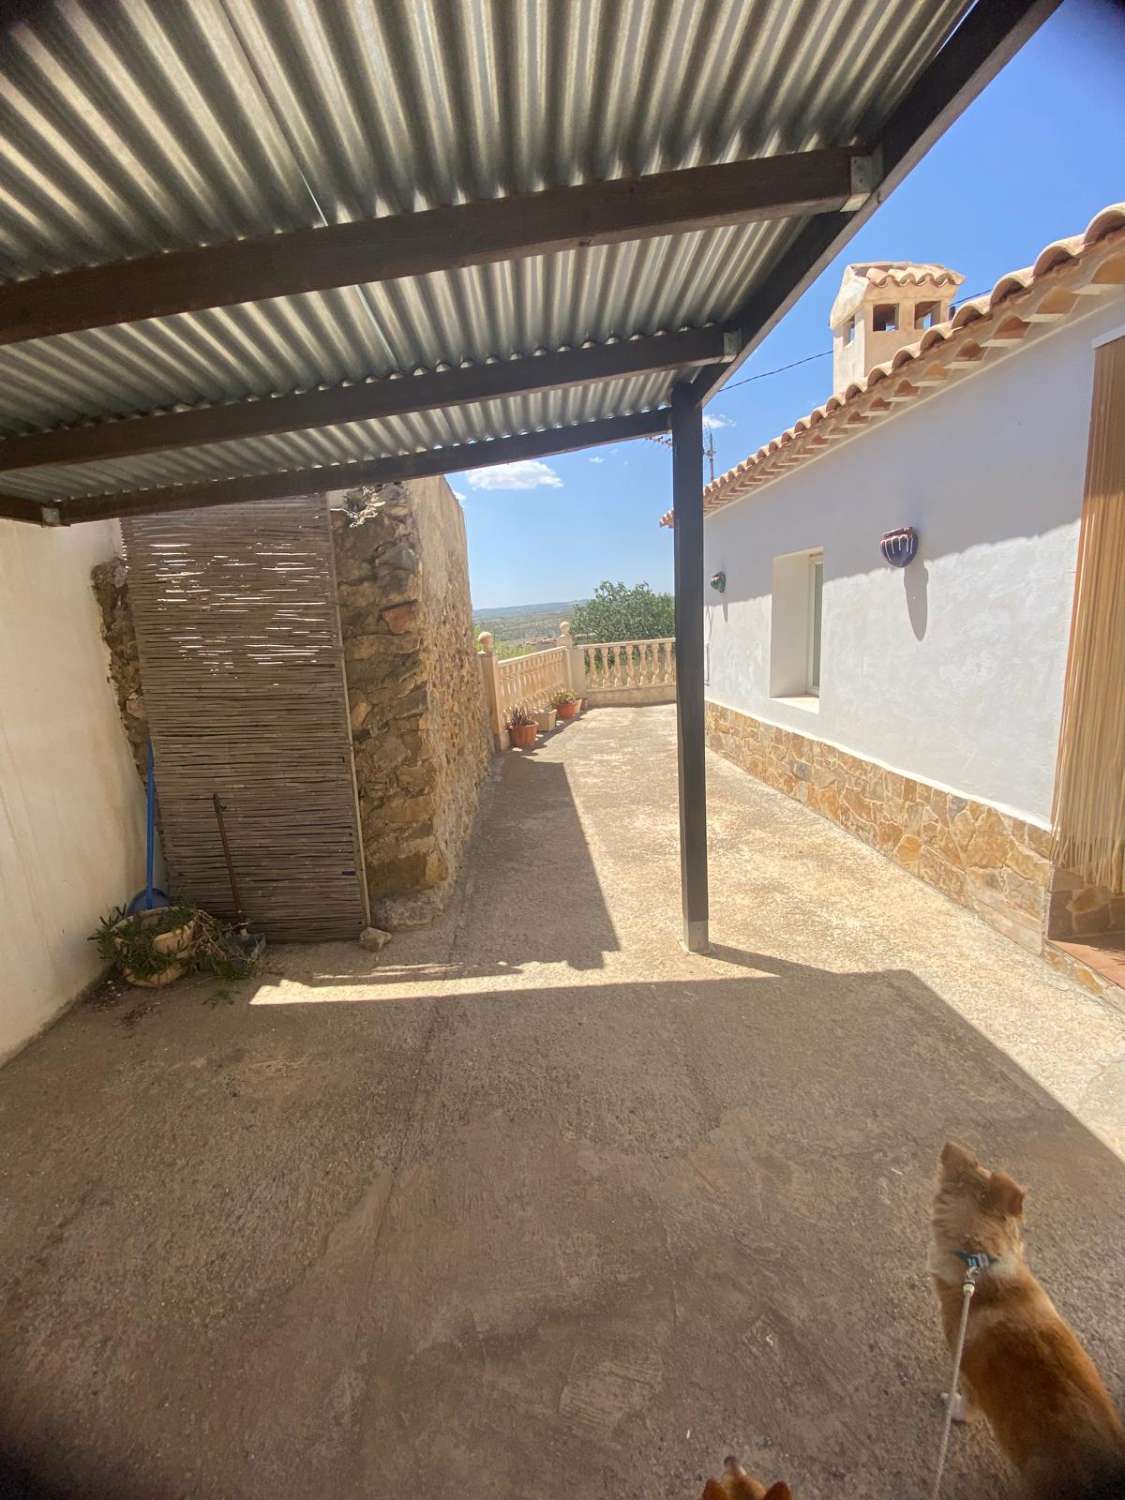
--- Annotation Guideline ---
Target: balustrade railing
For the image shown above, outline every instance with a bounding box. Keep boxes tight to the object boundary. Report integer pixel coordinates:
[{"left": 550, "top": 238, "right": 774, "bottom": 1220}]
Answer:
[
  {"left": 477, "top": 627, "right": 677, "bottom": 747},
  {"left": 495, "top": 645, "right": 569, "bottom": 720},
  {"left": 581, "top": 638, "right": 676, "bottom": 693},
  {"left": 477, "top": 634, "right": 573, "bottom": 746}
]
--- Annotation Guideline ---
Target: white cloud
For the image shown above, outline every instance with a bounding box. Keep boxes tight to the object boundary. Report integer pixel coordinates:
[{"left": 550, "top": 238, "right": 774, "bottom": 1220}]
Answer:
[
  {"left": 702, "top": 412, "right": 734, "bottom": 430},
  {"left": 468, "top": 460, "right": 563, "bottom": 491},
  {"left": 451, "top": 488, "right": 466, "bottom": 500},
  {"left": 588, "top": 455, "right": 605, "bottom": 464}
]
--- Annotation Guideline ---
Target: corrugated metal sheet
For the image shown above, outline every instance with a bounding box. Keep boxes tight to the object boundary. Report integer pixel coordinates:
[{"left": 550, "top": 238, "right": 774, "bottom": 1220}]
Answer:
[
  {"left": 0, "top": 0, "right": 971, "bottom": 506},
  {"left": 0, "top": 372, "right": 677, "bottom": 499}
]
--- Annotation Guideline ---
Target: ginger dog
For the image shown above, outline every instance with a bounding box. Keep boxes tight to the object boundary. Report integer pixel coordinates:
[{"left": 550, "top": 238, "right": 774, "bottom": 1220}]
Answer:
[
  {"left": 930, "top": 1141, "right": 1125, "bottom": 1495},
  {"left": 701, "top": 1455, "right": 791, "bottom": 1500}
]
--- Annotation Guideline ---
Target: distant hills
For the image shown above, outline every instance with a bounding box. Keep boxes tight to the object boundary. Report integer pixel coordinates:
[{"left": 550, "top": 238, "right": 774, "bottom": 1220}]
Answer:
[{"left": 472, "top": 600, "right": 582, "bottom": 645}]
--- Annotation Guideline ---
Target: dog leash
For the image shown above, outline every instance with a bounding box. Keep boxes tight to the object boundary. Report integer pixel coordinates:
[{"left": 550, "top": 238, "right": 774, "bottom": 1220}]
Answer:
[{"left": 929, "top": 1252, "right": 995, "bottom": 1500}]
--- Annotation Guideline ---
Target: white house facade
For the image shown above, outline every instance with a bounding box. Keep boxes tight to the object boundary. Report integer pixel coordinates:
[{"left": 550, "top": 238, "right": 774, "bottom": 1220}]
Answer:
[{"left": 669, "top": 205, "right": 1125, "bottom": 989}]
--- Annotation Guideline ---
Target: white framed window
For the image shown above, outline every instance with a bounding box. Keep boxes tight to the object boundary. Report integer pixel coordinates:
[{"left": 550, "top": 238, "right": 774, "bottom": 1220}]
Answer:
[
  {"left": 769, "top": 548, "right": 824, "bottom": 708},
  {"left": 807, "top": 552, "right": 824, "bottom": 696}
]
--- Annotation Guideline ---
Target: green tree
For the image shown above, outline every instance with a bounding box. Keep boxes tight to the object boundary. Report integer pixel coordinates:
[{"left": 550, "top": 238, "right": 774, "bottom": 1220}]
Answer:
[{"left": 570, "top": 581, "right": 675, "bottom": 642}]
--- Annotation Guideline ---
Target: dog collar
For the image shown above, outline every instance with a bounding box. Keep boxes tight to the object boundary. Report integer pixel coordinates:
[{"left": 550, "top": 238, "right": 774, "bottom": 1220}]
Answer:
[{"left": 954, "top": 1250, "right": 998, "bottom": 1273}]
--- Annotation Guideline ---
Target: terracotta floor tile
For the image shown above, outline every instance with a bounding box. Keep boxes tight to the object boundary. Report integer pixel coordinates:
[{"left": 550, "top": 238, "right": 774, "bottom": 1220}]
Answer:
[{"left": 1054, "top": 930, "right": 1125, "bottom": 988}]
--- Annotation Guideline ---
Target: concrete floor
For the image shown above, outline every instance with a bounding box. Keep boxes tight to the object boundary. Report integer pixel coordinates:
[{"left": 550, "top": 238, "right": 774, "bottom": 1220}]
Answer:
[{"left": 2, "top": 705, "right": 1124, "bottom": 1499}]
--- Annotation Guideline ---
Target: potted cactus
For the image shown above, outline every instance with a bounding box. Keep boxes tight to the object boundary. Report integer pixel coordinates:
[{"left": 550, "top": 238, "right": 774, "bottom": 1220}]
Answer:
[
  {"left": 506, "top": 704, "right": 539, "bottom": 749},
  {"left": 551, "top": 690, "right": 581, "bottom": 722}
]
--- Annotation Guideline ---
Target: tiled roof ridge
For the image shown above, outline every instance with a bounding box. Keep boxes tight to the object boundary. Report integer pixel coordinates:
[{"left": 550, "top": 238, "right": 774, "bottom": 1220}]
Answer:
[
  {"left": 860, "top": 264, "right": 961, "bottom": 287},
  {"left": 660, "top": 202, "right": 1125, "bottom": 527}
]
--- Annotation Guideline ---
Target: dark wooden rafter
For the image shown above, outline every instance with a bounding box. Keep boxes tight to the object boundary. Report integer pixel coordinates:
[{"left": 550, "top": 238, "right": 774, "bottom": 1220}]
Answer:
[
  {"left": 691, "top": 0, "right": 1063, "bottom": 403},
  {"left": 0, "top": 148, "right": 869, "bottom": 347},
  {"left": 7, "top": 408, "right": 671, "bottom": 526},
  {"left": 0, "top": 492, "right": 42, "bottom": 523},
  {"left": 0, "top": 327, "right": 726, "bottom": 475}
]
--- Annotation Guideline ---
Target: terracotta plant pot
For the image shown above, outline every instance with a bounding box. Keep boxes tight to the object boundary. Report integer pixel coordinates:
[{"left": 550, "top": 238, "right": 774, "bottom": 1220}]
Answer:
[
  {"left": 555, "top": 699, "right": 580, "bottom": 722},
  {"left": 509, "top": 722, "right": 538, "bottom": 749},
  {"left": 113, "top": 908, "right": 196, "bottom": 988},
  {"left": 534, "top": 708, "right": 556, "bottom": 733}
]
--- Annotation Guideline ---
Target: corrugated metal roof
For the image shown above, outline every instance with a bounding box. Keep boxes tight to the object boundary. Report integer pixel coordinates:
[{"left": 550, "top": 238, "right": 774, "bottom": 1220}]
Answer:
[
  {"left": 0, "top": 371, "right": 678, "bottom": 500},
  {"left": 0, "top": 0, "right": 971, "bottom": 507}
]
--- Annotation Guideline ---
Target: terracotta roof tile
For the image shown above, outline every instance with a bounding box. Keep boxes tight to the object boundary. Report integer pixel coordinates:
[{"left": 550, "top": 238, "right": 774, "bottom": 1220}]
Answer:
[{"left": 659, "top": 203, "right": 1125, "bottom": 528}]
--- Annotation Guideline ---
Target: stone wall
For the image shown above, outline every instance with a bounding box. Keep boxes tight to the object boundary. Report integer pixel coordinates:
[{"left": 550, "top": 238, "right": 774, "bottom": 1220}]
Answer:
[
  {"left": 706, "top": 699, "right": 1052, "bottom": 953},
  {"left": 94, "top": 481, "right": 492, "bottom": 931},
  {"left": 411, "top": 477, "right": 494, "bottom": 902},
  {"left": 332, "top": 480, "right": 492, "bottom": 925},
  {"left": 91, "top": 556, "right": 148, "bottom": 781},
  {"left": 1046, "top": 871, "right": 1125, "bottom": 940}
]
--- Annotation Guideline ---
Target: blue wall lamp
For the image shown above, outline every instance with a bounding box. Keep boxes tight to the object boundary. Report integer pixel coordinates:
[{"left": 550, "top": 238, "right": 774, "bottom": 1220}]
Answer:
[
  {"left": 710, "top": 570, "right": 727, "bottom": 593},
  {"left": 880, "top": 527, "right": 919, "bottom": 568}
]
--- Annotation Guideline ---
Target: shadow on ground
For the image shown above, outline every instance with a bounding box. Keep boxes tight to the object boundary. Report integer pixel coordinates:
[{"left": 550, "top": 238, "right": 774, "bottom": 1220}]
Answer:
[
  {"left": 3, "top": 963, "right": 1124, "bottom": 1499},
  {"left": 1, "top": 708, "right": 1123, "bottom": 1500}
]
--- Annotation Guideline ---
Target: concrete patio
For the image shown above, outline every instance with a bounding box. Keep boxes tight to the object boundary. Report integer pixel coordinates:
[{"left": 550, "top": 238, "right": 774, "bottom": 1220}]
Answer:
[{"left": 2, "top": 704, "right": 1124, "bottom": 1499}]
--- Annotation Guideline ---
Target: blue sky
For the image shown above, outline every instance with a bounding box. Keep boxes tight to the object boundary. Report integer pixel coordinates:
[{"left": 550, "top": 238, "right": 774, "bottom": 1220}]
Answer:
[{"left": 453, "top": 0, "right": 1125, "bottom": 610}]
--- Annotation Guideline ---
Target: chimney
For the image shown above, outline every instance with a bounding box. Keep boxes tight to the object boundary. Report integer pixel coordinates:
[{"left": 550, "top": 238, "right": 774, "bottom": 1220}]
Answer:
[{"left": 830, "top": 262, "right": 964, "bottom": 394}]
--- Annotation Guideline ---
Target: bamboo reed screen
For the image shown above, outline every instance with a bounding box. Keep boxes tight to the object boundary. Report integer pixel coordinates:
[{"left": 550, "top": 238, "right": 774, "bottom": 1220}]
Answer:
[
  {"left": 1051, "top": 335, "right": 1125, "bottom": 893},
  {"left": 123, "top": 495, "right": 368, "bottom": 940}
]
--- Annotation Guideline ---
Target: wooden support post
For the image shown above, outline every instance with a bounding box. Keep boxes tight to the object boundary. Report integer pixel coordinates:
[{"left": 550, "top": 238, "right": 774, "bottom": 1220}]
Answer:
[{"left": 671, "top": 382, "right": 709, "bottom": 953}]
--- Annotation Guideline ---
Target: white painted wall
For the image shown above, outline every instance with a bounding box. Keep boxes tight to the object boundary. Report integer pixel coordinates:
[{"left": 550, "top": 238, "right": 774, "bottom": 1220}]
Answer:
[
  {"left": 1, "top": 520, "right": 145, "bottom": 1061},
  {"left": 704, "top": 294, "right": 1125, "bottom": 828}
]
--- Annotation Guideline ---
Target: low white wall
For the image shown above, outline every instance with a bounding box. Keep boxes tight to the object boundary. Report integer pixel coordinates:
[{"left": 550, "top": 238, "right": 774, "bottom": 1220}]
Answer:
[
  {"left": 584, "top": 684, "right": 677, "bottom": 707},
  {"left": 1, "top": 520, "right": 145, "bottom": 1061},
  {"left": 703, "top": 295, "right": 1125, "bottom": 828}
]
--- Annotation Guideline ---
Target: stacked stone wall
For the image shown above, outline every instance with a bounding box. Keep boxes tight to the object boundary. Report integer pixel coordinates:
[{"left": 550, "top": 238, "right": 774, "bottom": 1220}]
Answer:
[
  {"left": 706, "top": 699, "right": 1051, "bottom": 953},
  {"left": 94, "top": 480, "right": 492, "bottom": 929},
  {"left": 333, "top": 480, "right": 492, "bottom": 923}
]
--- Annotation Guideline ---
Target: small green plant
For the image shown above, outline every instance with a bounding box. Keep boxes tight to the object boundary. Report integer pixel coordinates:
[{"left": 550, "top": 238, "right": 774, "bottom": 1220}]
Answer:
[
  {"left": 91, "top": 905, "right": 193, "bottom": 984},
  {"left": 549, "top": 690, "right": 578, "bottom": 708},
  {"left": 506, "top": 703, "right": 536, "bottom": 728},
  {"left": 91, "top": 904, "right": 259, "bottom": 984}
]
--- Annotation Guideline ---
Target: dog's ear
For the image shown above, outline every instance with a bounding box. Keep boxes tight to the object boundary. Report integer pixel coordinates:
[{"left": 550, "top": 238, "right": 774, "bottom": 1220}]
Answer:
[
  {"left": 764, "top": 1486, "right": 793, "bottom": 1500},
  {"left": 940, "top": 1140, "right": 979, "bottom": 1178},
  {"left": 986, "top": 1170, "right": 1026, "bottom": 1217},
  {"left": 700, "top": 1458, "right": 767, "bottom": 1499},
  {"left": 701, "top": 1475, "right": 755, "bottom": 1500}
]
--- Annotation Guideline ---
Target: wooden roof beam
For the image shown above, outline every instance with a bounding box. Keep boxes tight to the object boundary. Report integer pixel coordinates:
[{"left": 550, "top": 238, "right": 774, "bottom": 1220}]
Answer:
[
  {"left": 3, "top": 408, "right": 672, "bottom": 527},
  {"left": 0, "top": 493, "right": 45, "bottom": 524},
  {"left": 0, "top": 147, "right": 868, "bottom": 347},
  {"left": 0, "top": 326, "right": 727, "bottom": 475}
]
